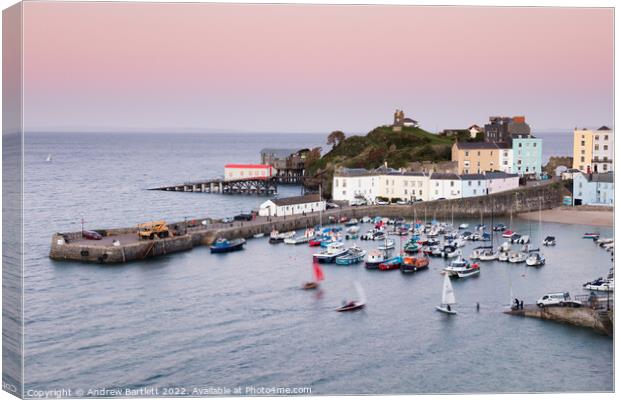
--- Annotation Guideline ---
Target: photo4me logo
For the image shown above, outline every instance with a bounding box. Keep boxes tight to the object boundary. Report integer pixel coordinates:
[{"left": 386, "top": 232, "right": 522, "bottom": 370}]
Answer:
[{"left": 2, "top": 381, "right": 17, "bottom": 394}]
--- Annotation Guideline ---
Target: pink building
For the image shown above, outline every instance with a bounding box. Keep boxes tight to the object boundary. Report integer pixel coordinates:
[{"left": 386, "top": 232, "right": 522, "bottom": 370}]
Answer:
[{"left": 224, "top": 164, "right": 274, "bottom": 181}]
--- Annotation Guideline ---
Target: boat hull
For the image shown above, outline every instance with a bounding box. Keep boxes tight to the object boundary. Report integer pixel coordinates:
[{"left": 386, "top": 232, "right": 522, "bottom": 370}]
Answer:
[
  {"left": 210, "top": 242, "right": 245, "bottom": 253},
  {"left": 435, "top": 306, "right": 457, "bottom": 315}
]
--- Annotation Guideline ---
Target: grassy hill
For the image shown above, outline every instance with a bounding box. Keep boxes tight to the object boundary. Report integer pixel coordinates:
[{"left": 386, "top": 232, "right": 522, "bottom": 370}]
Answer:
[{"left": 305, "top": 125, "right": 455, "bottom": 197}]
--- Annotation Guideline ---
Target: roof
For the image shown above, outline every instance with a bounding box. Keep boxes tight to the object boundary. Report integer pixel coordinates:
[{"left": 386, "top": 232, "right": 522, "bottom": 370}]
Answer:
[
  {"left": 495, "top": 142, "right": 512, "bottom": 149},
  {"left": 579, "top": 172, "right": 614, "bottom": 183},
  {"left": 484, "top": 171, "right": 519, "bottom": 179},
  {"left": 403, "top": 118, "right": 418, "bottom": 123},
  {"left": 598, "top": 126, "right": 611, "bottom": 131},
  {"left": 271, "top": 194, "right": 323, "bottom": 206},
  {"left": 454, "top": 141, "right": 499, "bottom": 150},
  {"left": 430, "top": 173, "right": 460, "bottom": 180},
  {"left": 260, "top": 148, "right": 305, "bottom": 158},
  {"left": 460, "top": 173, "right": 486, "bottom": 180},
  {"left": 388, "top": 171, "right": 427, "bottom": 177},
  {"left": 225, "top": 164, "right": 271, "bottom": 169},
  {"left": 335, "top": 168, "right": 373, "bottom": 177}
]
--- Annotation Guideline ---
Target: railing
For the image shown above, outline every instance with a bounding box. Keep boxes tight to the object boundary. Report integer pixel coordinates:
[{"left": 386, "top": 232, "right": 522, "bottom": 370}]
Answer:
[{"left": 574, "top": 294, "right": 614, "bottom": 310}]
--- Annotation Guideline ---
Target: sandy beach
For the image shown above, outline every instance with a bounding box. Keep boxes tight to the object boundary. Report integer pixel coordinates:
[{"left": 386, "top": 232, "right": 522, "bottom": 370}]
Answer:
[{"left": 519, "top": 206, "right": 614, "bottom": 227}]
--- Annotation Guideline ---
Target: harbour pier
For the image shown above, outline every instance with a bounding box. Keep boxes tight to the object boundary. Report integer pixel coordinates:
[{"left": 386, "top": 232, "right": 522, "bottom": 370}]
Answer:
[
  {"left": 504, "top": 301, "right": 613, "bottom": 336},
  {"left": 50, "top": 181, "right": 565, "bottom": 264},
  {"left": 149, "top": 177, "right": 278, "bottom": 195}
]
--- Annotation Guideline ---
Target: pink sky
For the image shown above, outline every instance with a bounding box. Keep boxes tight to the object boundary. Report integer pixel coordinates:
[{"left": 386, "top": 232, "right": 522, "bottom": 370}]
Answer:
[{"left": 20, "top": 3, "right": 613, "bottom": 133}]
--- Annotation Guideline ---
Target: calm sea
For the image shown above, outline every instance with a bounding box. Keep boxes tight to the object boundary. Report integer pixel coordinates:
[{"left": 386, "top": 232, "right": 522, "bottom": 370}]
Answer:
[{"left": 15, "top": 132, "right": 611, "bottom": 395}]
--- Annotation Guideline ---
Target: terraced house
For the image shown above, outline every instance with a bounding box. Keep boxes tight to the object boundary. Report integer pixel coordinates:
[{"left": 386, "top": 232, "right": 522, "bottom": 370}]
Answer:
[{"left": 332, "top": 167, "right": 518, "bottom": 204}]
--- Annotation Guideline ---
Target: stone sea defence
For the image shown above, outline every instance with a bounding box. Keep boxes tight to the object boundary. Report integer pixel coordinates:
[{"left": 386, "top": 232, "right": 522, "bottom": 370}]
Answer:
[
  {"left": 505, "top": 305, "right": 613, "bottom": 336},
  {"left": 50, "top": 181, "right": 566, "bottom": 264}
]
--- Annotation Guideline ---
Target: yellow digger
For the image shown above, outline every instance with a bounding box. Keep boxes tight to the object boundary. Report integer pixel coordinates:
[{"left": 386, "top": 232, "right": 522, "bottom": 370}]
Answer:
[{"left": 138, "top": 221, "right": 170, "bottom": 240}]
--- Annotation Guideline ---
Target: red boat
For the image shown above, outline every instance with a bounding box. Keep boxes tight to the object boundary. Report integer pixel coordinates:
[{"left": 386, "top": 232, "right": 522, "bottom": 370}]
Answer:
[
  {"left": 502, "top": 229, "right": 514, "bottom": 238},
  {"left": 379, "top": 256, "right": 402, "bottom": 271},
  {"left": 309, "top": 239, "right": 322, "bottom": 247}
]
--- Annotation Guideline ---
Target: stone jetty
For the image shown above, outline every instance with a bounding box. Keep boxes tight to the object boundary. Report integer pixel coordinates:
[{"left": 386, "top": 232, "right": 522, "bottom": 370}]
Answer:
[{"left": 49, "top": 181, "right": 566, "bottom": 265}]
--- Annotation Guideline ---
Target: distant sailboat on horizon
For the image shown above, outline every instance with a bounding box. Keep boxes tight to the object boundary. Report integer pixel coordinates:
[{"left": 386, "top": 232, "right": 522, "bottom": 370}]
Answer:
[{"left": 45, "top": 154, "right": 52, "bottom": 162}]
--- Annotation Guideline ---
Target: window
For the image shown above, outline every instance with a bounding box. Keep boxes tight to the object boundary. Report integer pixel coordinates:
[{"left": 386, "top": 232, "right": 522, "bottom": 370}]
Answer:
[
  {"left": 335, "top": 179, "right": 339, "bottom": 187},
  {"left": 404, "top": 181, "right": 408, "bottom": 187},
  {"left": 533, "top": 143, "right": 537, "bottom": 147},
  {"left": 605, "top": 135, "right": 609, "bottom": 140},
  {"left": 603, "top": 164, "right": 608, "bottom": 171},
  {"left": 604, "top": 145, "right": 608, "bottom": 151},
  {"left": 595, "top": 145, "right": 599, "bottom": 151},
  {"left": 519, "top": 143, "right": 522, "bottom": 148},
  {"left": 477, "top": 151, "right": 481, "bottom": 156},
  {"left": 419, "top": 190, "right": 422, "bottom": 195},
  {"left": 342, "top": 190, "right": 346, "bottom": 195},
  {"left": 465, "top": 151, "right": 469, "bottom": 156},
  {"left": 450, "top": 181, "right": 454, "bottom": 187},
  {"left": 478, "top": 181, "right": 481, "bottom": 186},
  {"left": 595, "top": 135, "right": 599, "bottom": 141},
  {"left": 404, "top": 189, "right": 408, "bottom": 195},
  {"left": 581, "top": 141, "right": 585, "bottom": 146},
  {"left": 342, "top": 180, "right": 346, "bottom": 187},
  {"left": 473, "top": 189, "right": 477, "bottom": 195},
  {"left": 468, "top": 181, "right": 472, "bottom": 186}
]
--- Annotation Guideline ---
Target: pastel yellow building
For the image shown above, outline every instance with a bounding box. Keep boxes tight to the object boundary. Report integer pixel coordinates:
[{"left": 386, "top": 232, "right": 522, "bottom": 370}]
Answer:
[
  {"left": 451, "top": 142, "right": 500, "bottom": 174},
  {"left": 573, "top": 129, "right": 594, "bottom": 172}
]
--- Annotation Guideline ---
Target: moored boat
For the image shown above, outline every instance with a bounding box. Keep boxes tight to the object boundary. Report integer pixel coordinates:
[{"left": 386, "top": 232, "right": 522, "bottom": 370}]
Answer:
[
  {"left": 210, "top": 238, "right": 246, "bottom": 253},
  {"left": 401, "top": 253, "right": 430, "bottom": 272},
  {"left": 583, "top": 232, "right": 600, "bottom": 240},
  {"left": 335, "top": 245, "right": 368, "bottom": 265},
  {"left": 542, "top": 236, "right": 556, "bottom": 246},
  {"left": 458, "top": 223, "right": 469, "bottom": 230},
  {"left": 313, "top": 242, "right": 348, "bottom": 263},
  {"left": 502, "top": 229, "right": 514, "bottom": 238},
  {"left": 378, "top": 255, "right": 403, "bottom": 271},
  {"left": 525, "top": 252, "right": 546, "bottom": 267}
]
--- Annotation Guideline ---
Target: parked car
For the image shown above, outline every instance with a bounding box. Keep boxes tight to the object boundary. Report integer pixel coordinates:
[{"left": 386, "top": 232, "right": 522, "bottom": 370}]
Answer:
[
  {"left": 536, "top": 292, "right": 581, "bottom": 307},
  {"left": 82, "top": 230, "right": 102, "bottom": 240},
  {"left": 375, "top": 200, "right": 390, "bottom": 205},
  {"left": 326, "top": 202, "right": 340, "bottom": 209},
  {"left": 234, "top": 213, "right": 253, "bottom": 221},
  {"left": 222, "top": 217, "right": 234, "bottom": 223},
  {"left": 349, "top": 199, "right": 366, "bottom": 206},
  {"left": 396, "top": 200, "right": 409, "bottom": 205}
]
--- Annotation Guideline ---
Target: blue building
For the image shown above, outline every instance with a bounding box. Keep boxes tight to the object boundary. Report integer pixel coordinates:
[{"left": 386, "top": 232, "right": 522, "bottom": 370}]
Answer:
[
  {"left": 573, "top": 172, "right": 614, "bottom": 205},
  {"left": 460, "top": 174, "right": 488, "bottom": 198},
  {"left": 511, "top": 134, "right": 543, "bottom": 178}
]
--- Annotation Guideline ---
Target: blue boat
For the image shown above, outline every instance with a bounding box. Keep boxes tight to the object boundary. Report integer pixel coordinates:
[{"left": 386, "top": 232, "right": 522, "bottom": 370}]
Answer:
[
  {"left": 335, "top": 246, "right": 368, "bottom": 265},
  {"left": 210, "top": 238, "right": 246, "bottom": 253}
]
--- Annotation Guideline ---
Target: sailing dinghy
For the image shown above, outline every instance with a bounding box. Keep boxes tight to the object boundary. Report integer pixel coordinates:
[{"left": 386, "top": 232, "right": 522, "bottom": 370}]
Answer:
[
  {"left": 335, "top": 282, "right": 366, "bottom": 312},
  {"left": 436, "top": 273, "right": 457, "bottom": 315}
]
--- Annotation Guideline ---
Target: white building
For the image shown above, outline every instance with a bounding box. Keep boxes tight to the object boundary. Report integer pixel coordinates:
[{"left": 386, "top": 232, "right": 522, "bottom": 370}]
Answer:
[
  {"left": 258, "top": 194, "right": 326, "bottom": 217},
  {"left": 485, "top": 171, "right": 520, "bottom": 194},
  {"left": 573, "top": 172, "right": 614, "bottom": 205},
  {"left": 224, "top": 164, "right": 273, "bottom": 181},
  {"left": 468, "top": 124, "right": 484, "bottom": 139},
  {"left": 332, "top": 167, "right": 520, "bottom": 204},
  {"left": 429, "top": 173, "right": 462, "bottom": 200},
  {"left": 497, "top": 144, "right": 514, "bottom": 173},
  {"left": 592, "top": 126, "right": 614, "bottom": 173},
  {"left": 460, "top": 174, "right": 488, "bottom": 197},
  {"left": 332, "top": 168, "right": 383, "bottom": 204}
]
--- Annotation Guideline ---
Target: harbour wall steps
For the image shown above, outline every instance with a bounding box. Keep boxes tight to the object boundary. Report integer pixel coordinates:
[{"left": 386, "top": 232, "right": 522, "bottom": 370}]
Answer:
[{"left": 49, "top": 181, "right": 566, "bottom": 264}]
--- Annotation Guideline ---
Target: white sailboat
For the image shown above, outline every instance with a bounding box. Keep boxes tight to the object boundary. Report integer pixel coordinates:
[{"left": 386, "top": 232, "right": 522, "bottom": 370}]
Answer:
[
  {"left": 526, "top": 199, "right": 545, "bottom": 267},
  {"left": 45, "top": 154, "right": 52, "bottom": 162},
  {"left": 436, "top": 273, "right": 457, "bottom": 314}
]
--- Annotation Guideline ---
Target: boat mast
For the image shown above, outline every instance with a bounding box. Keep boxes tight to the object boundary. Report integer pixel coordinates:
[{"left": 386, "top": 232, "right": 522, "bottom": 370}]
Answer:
[{"left": 319, "top": 184, "right": 323, "bottom": 228}]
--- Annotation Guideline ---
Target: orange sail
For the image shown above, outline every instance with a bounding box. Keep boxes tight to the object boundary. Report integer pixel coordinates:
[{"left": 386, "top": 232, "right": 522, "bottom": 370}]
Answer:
[{"left": 313, "top": 263, "right": 325, "bottom": 281}]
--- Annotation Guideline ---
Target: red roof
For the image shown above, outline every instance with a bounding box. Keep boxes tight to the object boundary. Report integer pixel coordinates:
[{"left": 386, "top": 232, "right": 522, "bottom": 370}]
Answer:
[{"left": 224, "top": 164, "right": 271, "bottom": 169}]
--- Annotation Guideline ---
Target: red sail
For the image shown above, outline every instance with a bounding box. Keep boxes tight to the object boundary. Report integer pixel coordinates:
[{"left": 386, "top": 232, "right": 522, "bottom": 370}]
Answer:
[{"left": 313, "top": 263, "right": 325, "bottom": 281}]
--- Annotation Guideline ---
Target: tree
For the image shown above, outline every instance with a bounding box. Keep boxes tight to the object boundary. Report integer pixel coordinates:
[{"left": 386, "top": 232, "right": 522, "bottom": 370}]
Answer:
[
  {"left": 327, "top": 131, "right": 346, "bottom": 148},
  {"left": 305, "top": 147, "right": 322, "bottom": 167}
]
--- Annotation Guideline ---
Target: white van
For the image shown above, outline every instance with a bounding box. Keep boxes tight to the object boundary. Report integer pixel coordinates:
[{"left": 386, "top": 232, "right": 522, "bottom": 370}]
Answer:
[
  {"left": 536, "top": 292, "right": 578, "bottom": 307},
  {"left": 349, "top": 199, "right": 366, "bottom": 206}
]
